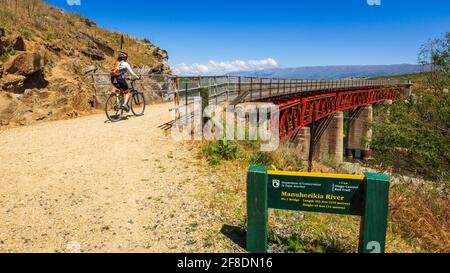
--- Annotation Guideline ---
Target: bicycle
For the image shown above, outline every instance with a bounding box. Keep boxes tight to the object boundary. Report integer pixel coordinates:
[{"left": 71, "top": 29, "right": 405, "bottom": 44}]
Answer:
[{"left": 105, "top": 78, "right": 146, "bottom": 122}]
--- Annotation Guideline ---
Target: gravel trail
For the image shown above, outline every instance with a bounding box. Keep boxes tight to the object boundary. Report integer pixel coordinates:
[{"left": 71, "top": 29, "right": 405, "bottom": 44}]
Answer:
[{"left": 0, "top": 103, "right": 214, "bottom": 253}]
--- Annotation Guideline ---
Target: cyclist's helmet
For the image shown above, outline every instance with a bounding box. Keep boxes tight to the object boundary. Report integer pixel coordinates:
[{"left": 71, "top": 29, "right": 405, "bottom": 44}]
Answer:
[{"left": 118, "top": 50, "right": 129, "bottom": 61}]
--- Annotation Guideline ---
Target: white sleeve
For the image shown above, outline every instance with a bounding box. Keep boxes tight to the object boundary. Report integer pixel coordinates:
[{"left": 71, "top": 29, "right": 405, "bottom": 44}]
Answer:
[{"left": 125, "top": 62, "right": 138, "bottom": 78}]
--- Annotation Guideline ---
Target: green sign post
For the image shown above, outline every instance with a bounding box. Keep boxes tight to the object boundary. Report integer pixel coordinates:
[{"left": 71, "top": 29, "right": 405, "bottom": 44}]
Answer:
[{"left": 247, "top": 166, "right": 390, "bottom": 253}]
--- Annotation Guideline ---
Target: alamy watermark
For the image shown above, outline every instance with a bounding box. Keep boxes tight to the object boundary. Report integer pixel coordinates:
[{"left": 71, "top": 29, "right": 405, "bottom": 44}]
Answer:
[{"left": 171, "top": 97, "right": 280, "bottom": 152}]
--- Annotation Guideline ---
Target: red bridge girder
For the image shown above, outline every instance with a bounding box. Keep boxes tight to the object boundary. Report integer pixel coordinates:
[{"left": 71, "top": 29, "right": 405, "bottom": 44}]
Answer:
[{"left": 272, "top": 87, "right": 402, "bottom": 141}]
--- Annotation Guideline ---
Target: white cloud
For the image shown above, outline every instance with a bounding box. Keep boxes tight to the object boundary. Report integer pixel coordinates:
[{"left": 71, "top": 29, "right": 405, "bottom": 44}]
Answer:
[
  {"left": 172, "top": 58, "right": 279, "bottom": 76},
  {"left": 67, "top": 0, "right": 81, "bottom": 6}
]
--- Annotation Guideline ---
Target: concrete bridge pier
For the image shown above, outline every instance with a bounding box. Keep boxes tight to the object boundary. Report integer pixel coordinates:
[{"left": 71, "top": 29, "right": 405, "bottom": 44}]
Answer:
[
  {"left": 314, "top": 111, "right": 344, "bottom": 164},
  {"left": 347, "top": 105, "right": 373, "bottom": 161},
  {"left": 294, "top": 127, "right": 310, "bottom": 162},
  {"left": 328, "top": 112, "right": 344, "bottom": 164},
  {"left": 404, "top": 80, "right": 413, "bottom": 97}
]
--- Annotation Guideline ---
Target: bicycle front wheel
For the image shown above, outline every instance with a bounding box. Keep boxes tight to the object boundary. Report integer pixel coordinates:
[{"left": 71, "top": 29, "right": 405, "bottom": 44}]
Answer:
[
  {"left": 105, "top": 94, "right": 123, "bottom": 122},
  {"left": 131, "top": 92, "right": 146, "bottom": 116}
]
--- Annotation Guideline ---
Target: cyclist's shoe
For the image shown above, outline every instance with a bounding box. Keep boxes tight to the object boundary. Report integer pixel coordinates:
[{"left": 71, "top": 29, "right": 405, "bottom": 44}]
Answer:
[{"left": 122, "top": 104, "right": 130, "bottom": 112}]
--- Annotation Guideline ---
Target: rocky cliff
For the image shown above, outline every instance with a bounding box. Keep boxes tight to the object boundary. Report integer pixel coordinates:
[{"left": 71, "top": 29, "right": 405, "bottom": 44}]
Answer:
[{"left": 0, "top": 0, "right": 171, "bottom": 127}]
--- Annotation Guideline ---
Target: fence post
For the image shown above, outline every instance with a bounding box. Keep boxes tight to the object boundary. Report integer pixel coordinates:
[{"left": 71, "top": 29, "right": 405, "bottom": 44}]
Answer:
[
  {"left": 269, "top": 78, "right": 272, "bottom": 97},
  {"left": 277, "top": 79, "right": 280, "bottom": 95},
  {"left": 247, "top": 166, "right": 269, "bottom": 253},
  {"left": 250, "top": 78, "right": 253, "bottom": 100},
  {"left": 359, "top": 173, "right": 390, "bottom": 253},
  {"left": 185, "top": 83, "right": 189, "bottom": 123},
  {"left": 214, "top": 77, "right": 218, "bottom": 105},
  {"left": 226, "top": 76, "right": 230, "bottom": 102},
  {"left": 259, "top": 78, "right": 263, "bottom": 99},
  {"left": 91, "top": 74, "right": 98, "bottom": 108},
  {"left": 238, "top": 77, "right": 241, "bottom": 96},
  {"left": 200, "top": 87, "right": 209, "bottom": 127}
]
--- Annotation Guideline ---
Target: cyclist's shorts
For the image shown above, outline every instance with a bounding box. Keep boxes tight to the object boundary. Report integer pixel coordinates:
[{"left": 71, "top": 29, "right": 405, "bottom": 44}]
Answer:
[{"left": 111, "top": 76, "right": 129, "bottom": 93}]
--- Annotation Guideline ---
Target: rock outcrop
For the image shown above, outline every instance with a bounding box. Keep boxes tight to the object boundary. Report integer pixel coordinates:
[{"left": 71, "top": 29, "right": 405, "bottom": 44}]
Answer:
[
  {"left": 5, "top": 52, "right": 43, "bottom": 76},
  {"left": 0, "top": 34, "right": 26, "bottom": 54},
  {"left": 1, "top": 74, "right": 26, "bottom": 93},
  {"left": 82, "top": 47, "right": 105, "bottom": 61}
]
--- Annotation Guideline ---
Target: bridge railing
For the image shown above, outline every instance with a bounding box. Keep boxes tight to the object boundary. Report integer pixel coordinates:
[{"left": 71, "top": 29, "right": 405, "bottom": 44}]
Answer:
[
  {"left": 86, "top": 73, "right": 411, "bottom": 123},
  {"left": 170, "top": 76, "right": 411, "bottom": 122}
]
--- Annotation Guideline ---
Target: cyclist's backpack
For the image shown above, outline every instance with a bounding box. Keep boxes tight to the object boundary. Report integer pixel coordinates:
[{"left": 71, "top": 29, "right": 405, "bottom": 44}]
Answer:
[{"left": 111, "top": 60, "right": 121, "bottom": 77}]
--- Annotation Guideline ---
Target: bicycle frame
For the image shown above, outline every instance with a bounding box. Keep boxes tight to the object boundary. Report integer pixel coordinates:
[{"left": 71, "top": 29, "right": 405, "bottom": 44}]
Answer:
[{"left": 113, "top": 79, "right": 138, "bottom": 106}]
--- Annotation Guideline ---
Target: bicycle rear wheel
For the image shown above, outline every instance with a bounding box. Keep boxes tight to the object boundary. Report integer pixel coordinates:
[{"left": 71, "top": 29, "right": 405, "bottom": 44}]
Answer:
[
  {"left": 105, "top": 94, "right": 123, "bottom": 122},
  {"left": 131, "top": 92, "right": 146, "bottom": 116}
]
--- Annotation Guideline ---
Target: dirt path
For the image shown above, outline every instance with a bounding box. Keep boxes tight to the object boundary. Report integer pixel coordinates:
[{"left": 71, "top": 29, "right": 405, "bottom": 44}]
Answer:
[{"left": 0, "top": 103, "right": 219, "bottom": 253}]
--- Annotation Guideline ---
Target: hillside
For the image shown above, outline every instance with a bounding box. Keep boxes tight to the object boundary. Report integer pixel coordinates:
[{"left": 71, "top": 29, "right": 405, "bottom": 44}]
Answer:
[
  {"left": 228, "top": 64, "right": 423, "bottom": 79},
  {"left": 0, "top": 0, "right": 170, "bottom": 127}
]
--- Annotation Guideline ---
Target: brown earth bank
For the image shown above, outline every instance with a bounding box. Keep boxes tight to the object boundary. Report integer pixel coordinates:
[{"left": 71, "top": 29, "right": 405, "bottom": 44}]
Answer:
[
  {"left": 0, "top": 103, "right": 232, "bottom": 253},
  {"left": 0, "top": 0, "right": 171, "bottom": 128}
]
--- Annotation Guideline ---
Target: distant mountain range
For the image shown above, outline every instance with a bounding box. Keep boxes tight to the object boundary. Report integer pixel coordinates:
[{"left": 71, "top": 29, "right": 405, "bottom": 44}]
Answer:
[{"left": 227, "top": 64, "right": 423, "bottom": 79}]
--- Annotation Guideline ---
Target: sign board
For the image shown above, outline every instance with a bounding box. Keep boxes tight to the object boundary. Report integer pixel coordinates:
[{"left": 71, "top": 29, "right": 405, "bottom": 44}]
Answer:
[{"left": 247, "top": 166, "right": 390, "bottom": 253}]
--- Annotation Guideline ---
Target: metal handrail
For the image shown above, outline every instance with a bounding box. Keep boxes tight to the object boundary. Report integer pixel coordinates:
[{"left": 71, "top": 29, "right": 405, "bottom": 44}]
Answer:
[{"left": 86, "top": 73, "right": 412, "bottom": 121}]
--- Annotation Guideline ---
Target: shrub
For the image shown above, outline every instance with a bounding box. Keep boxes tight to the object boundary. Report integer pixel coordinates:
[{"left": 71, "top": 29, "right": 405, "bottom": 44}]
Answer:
[
  {"left": 22, "top": 30, "right": 31, "bottom": 40},
  {"left": 84, "top": 18, "right": 93, "bottom": 27},
  {"left": 1, "top": 49, "right": 16, "bottom": 60},
  {"left": 201, "top": 139, "right": 240, "bottom": 165},
  {"left": 371, "top": 90, "right": 450, "bottom": 181},
  {"left": 249, "top": 151, "right": 273, "bottom": 166}
]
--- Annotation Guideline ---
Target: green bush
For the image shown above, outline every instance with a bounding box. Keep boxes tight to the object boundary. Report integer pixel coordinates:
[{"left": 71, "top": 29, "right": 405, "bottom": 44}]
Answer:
[
  {"left": 84, "top": 18, "right": 93, "bottom": 27},
  {"left": 249, "top": 151, "right": 273, "bottom": 166},
  {"left": 1, "top": 49, "right": 16, "bottom": 60},
  {"left": 22, "top": 30, "right": 31, "bottom": 40},
  {"left": 371, "top": 91, "right": 450, "bottom": 181},
  {"left": 201, "top": 139, "right": 240, "bottom": 165}
]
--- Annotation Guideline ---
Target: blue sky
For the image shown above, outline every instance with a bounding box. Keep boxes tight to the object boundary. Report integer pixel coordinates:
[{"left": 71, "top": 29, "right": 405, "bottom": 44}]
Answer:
[{"left": 45, "top": 0, "right": 450, "bottom": 74}]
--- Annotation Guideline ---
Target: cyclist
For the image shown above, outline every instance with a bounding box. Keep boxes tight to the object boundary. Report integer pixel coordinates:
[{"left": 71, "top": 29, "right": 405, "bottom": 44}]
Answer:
[{"left": 111, "top": 50, "right": 141, "bottom": 112}]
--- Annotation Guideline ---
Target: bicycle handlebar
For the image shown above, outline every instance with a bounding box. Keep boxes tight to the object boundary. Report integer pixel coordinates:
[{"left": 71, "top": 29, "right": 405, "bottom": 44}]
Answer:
[{"left": 127, "top": 76, "right": 142, "bottom": 81}]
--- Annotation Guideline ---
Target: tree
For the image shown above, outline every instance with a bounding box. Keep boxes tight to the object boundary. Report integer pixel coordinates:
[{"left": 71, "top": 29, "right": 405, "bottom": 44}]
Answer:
[{"left": 418, "top": 32, "right": 450, "bottom": 92}]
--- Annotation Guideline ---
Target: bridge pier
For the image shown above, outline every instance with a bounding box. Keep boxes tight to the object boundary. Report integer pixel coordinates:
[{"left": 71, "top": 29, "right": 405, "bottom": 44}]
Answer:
[
  {"left": 404, "top": 80, "right": 413, "bottom": 97},
  {"left": 314, "top": 112, "right": 344, "bottom": 164},
  {"left": 347, "top": 105, "right": 373, "bottom": 161},
  {"left": 294, "top": 127, "right": 310, "bottom": 161}
]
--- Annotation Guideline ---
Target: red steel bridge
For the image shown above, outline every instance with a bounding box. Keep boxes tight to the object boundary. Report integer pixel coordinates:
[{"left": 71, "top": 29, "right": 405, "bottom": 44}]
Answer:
[{"left": 168, "top": 76, "right": 412, "bottom": 142}]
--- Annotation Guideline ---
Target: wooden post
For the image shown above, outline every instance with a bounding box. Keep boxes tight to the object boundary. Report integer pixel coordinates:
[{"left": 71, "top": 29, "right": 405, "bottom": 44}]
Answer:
[
  {"left": 226, "top": 76, "right": 230, "bottom": 102},
  {"left": 246, "top": 166, "right": 269, "bottom": 253},
  {"left": 200, "top": 87, "right": 209, "bottom": 126},
  {"left": 259, "top": 78, "right": 263, "bottom": 99},
  {"left": 238, "top": 77, "right": 241, "bottom": 96},
  {"left": 269, "top": 79, "right": 272, "bottom": 97},
  {"left": 277, "top": 79, "right": 280, "bottom": 95},
  {"left": 214, "top": 77, "right": 218, "bottom": 105},
  {"left": 91, "top": 74, "right": 98, "bottom": 108},
  {"left": 359, "top": 173, "right": 390, "bottom": 253},
  {"left": 250, "top": 78, "right": 253, "bottom": 100}
]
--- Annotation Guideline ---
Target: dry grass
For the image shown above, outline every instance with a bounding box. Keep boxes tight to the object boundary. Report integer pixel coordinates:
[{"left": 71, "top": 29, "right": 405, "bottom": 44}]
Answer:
[{"left": 389, "top": 182, "right": 450, "bottom": 252}]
